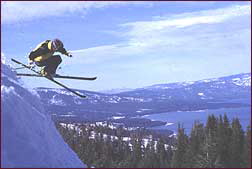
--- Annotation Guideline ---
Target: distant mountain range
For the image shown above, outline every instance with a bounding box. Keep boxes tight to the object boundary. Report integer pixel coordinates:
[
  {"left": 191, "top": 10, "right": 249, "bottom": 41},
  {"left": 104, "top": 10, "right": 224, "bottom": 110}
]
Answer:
[
  {"left": 36, "top": 73, "right": 251, "bottom": 125},
  {"left": 99, "top": 88, "right": 134, "bottom": 94}
]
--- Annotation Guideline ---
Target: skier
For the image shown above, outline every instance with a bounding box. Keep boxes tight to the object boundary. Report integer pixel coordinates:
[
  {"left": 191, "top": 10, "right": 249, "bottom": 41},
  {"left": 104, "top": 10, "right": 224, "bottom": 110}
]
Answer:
[{"left": 28, "top": 39, "right": 72, "bottom": 78}]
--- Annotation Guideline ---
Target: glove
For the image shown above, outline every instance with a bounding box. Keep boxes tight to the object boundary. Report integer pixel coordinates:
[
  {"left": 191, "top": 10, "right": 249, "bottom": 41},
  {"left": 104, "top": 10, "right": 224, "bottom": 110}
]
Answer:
[{"left": 28, "top": 60, "right": 36, "bottom": 69}]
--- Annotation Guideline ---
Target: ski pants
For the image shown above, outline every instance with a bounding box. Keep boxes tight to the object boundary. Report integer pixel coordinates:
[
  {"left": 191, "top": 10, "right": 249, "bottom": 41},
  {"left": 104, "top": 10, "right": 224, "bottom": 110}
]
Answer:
[{"left": 35, "top": 55, "right": 62, "bottom": 74}]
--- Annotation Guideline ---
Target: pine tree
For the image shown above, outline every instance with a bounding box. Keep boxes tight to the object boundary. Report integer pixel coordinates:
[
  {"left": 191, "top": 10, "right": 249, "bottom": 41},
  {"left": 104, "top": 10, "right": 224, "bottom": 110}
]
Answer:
[
  {"left": 186, "top": 121, "right": 205, "bottom": 167},
  {"left": 138, "top": 140, "right": 159, "bottom": 168},
  {"left": 117, "top": 139, "right": 132, "bottom": 168},
  {"left": 195, "top": 115, "right": 219, "bottom": 168},
  {"left": 220, "top": 114, "right": 233, "bottom": 167},
  {"left": 206, "top": 115, "right": 218, "bottom": 137},
  {"left": 171, "top": 124, "right": 189, "bottom": 168},
  {"left": 166, "top": 143, "right": 173, "bottom": 167},
  {"left": 215, "top": 115, "right": 229, "bottom": 167},
  {"left": 96, "top": 137, "right": 113, "bottom": 168},
  {"left": 197, "top": 131, "right": 220, "bottom": 168},
  {"left": 243, "top": 125, "right": 251, "bottom": 168},
  {"left": 229, "top": 118, "right": 245, "bottom": 168},
  {"left": 131, "top": 137, "right": 143, "bottom": 168},
  {"left": 156, "top": 138, "right": 170, "bottom": 168}
]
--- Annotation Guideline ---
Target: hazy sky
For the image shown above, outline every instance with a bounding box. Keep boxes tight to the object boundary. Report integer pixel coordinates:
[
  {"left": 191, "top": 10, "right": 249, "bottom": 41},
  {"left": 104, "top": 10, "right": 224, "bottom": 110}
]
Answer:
[{"left": 2, "top": 1, "right": 251, "bottom": 91}]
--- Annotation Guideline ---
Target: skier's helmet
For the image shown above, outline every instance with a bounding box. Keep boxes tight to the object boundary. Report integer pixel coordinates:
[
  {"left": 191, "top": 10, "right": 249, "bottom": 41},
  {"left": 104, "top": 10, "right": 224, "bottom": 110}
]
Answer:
[{"left": 52, "top": 38, "right": 63, "bottom": 51}]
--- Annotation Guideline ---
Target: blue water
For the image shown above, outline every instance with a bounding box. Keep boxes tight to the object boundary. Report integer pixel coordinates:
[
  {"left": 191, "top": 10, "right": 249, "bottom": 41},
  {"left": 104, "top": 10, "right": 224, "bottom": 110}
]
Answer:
[{"left": 144, "top": 107, "right": 251, "bottom": 134}]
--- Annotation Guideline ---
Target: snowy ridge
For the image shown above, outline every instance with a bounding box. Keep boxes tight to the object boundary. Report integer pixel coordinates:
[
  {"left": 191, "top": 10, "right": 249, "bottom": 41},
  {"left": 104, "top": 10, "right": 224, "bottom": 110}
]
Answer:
[
  {"left": 36, "top": 72, "right": 250, "bottom": 112},
  {"left": 145, "top": 73, "right": 251, "bottom": 90},
  {"left": 231, "top": 76, "right": 251, "bottom": 86},
  {"left": 34, "top": 72, "right": 250, "bottom": 125},
  {"left": 36, "top": 88, "right": 85, "bottom": 97},
  {"left": 1, "top": 63, "right": 85, "bottom": 168}
]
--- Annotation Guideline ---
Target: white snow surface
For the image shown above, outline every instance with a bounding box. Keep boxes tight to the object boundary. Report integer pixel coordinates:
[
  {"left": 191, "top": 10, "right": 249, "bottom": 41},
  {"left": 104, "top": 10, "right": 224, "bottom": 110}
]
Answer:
[
  {"left": 198, "top": 92, "right": 204, "bottom": 96},
  {"left": 232, "top": 76, "right": 251, "bottom": 86},
  {"left": 112, "top": 116, "right": 125, "bottom": 120},
  {"left": 1, "top": 63, "right": 85, "bottom": 168}
]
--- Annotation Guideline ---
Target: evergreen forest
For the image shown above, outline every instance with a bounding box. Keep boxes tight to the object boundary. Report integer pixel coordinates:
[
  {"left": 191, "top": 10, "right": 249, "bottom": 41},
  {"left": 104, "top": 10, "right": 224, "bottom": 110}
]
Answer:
[{"left": 56, "top": 114, "right": 251, "bottom": 168}]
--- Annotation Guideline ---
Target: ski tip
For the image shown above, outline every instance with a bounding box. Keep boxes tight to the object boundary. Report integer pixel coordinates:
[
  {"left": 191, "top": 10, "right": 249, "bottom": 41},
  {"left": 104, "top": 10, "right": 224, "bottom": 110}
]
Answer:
[
  {"left": 79, "top": 95, "right": 87, "bottom": 99},
  {"left": 11, "top": 58, "right": 19, "bottom": 63},
  {"left": 89, "top": 76, "right": 97, "bottom": 81},
  {"left": 75, "top": 92, "right": 87, "bottom": 98}
]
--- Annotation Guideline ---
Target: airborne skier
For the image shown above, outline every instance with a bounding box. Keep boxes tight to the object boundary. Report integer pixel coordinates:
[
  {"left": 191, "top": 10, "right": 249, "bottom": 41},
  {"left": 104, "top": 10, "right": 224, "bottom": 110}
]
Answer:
[
  {"left": 28, "top": 39, "right": 72, "bottom": 78},
  {"left": 12, "top": 38, "right": 97, "bottom": 98}
]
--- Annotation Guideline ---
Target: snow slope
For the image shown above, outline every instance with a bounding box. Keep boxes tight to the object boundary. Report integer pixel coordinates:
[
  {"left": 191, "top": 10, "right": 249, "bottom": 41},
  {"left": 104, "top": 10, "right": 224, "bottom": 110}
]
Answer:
[{"left": 1, "top": 63, "right": 85, "bottom": 168}]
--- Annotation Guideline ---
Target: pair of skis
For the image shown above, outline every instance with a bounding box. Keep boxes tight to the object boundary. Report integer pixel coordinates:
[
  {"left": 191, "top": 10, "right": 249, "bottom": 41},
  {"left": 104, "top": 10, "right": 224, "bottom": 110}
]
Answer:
[{"left": 11, "top": 58, "right": 97, "bottom": 98}]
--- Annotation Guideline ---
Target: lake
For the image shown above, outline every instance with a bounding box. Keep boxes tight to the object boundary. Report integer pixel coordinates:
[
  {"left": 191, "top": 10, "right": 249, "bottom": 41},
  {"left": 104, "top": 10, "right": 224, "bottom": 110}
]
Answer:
[{"left": 143, "top": 106, "right": 251, "bottom": 134}]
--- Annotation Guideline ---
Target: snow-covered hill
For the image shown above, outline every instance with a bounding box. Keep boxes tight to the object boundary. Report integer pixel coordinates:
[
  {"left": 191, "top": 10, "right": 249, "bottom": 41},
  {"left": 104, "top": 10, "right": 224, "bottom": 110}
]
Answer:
[
  {"left": 144, "top": 73, "right": 251, "bottom": 90},
  {"left": 1, "top": 63, "right": 85, "bottom": 167},
  {"left": 35, "top": 73, "right": 251, "bottom": 123},
  {"left": 123, "top": 73, "right": 251, "bottom": 100}
]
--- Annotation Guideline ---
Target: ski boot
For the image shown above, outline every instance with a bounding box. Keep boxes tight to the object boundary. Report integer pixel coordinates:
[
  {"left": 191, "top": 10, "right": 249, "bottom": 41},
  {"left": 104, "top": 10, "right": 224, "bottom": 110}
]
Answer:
[{"left": 40, "top": 68, "right": 55, "bottom": 79}]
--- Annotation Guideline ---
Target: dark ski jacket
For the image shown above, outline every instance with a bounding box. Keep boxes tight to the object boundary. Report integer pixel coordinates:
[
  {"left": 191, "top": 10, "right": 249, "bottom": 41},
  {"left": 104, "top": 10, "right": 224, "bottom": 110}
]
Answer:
[{"left": 29, "top": 40, "right": 69, "bottom": 62}]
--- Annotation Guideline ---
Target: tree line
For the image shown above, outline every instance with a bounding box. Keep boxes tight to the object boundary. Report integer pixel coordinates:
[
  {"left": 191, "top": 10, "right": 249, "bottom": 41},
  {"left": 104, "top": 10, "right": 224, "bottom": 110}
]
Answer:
[{"left": 55, "top": 114, "right": 251, "bottom": 168}]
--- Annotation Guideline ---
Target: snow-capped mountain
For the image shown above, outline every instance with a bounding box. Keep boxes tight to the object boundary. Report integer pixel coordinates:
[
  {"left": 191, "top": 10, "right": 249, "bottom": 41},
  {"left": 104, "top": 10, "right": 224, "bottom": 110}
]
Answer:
[
  {"left": 122, "top": 73, "right": 251, "bottom": 100},
  {"left": 1, "top": 63, "right": 86, "bottom": 167},
  {"left": 145, "top": 73, "right": 251, "bottom": 90},
  {"left": 35, "top": 73, "right": 251, "bottom": 123}
]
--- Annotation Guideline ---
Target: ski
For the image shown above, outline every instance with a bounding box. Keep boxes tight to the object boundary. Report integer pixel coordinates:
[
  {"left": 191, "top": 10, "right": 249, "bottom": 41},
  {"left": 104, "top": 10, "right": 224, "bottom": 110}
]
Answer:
[
  {"left": 11, "top": 58, "right": 87, "bottom": 98},
  {"left": 16, "top": 73, "right": 97, "bottom": 80}
]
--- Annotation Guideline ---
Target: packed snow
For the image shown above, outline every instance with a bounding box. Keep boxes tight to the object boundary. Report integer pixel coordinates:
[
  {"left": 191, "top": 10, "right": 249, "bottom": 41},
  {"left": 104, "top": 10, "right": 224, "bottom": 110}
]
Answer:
[{"left": 1, "top": 63, "right": 85, "bottom": 168}]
